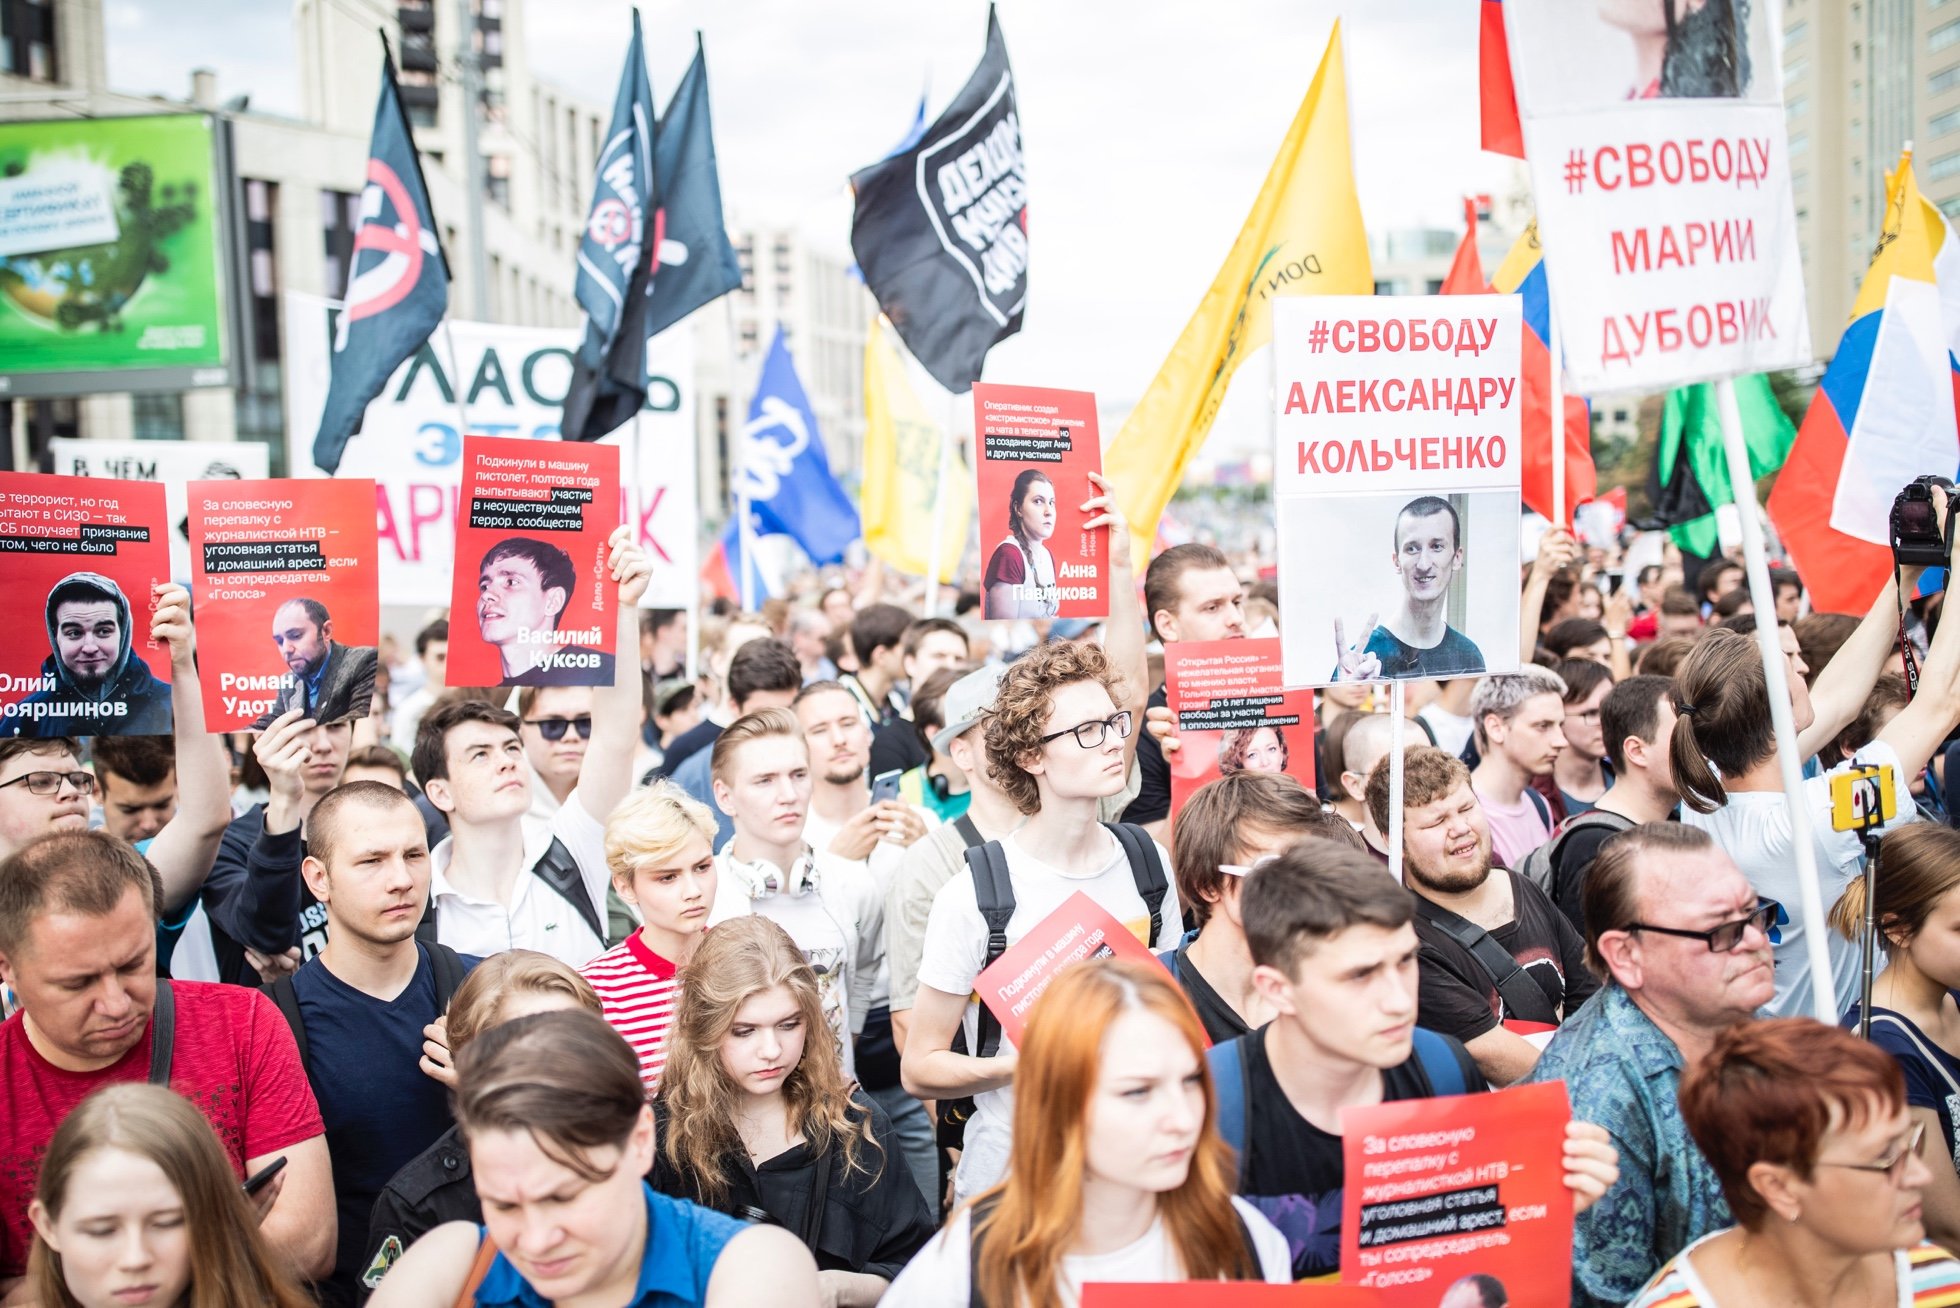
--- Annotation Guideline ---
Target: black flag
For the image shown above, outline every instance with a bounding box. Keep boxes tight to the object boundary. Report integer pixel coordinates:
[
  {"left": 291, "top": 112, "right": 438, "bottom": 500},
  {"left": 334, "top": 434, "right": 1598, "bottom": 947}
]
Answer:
[{"left": 849, "top": 7, "right": 1025, "bottom": 394}]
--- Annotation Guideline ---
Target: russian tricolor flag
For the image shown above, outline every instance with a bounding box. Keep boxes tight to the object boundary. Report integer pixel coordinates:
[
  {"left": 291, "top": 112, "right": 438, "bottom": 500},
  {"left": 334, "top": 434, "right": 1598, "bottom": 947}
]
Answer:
[
  {"left": 1769, "top": 150, "right": 1960, "bottom": 614},
  {"left": 1479, "top": 0, "right": 1524, "bottom": 159}
]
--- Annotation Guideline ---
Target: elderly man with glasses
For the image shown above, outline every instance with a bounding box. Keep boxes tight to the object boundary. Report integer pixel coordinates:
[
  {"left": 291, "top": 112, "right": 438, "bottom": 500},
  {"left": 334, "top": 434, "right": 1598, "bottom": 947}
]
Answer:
[{"left": 1525, "top": 821, "right": 1781, "bottom": 1308}]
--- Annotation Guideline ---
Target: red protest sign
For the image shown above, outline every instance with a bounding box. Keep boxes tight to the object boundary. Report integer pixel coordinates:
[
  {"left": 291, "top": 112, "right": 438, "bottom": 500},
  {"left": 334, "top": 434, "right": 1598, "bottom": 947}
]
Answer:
[
  {"left": 974, "top": 891, "right": 1162, "bottom": 1048},
  {"left": 1340, "top": 1081, "right": 1573, "bottom": 1306},
  {"left": 1084, "top": 1287, "right": 1382, "bottom": 1307},
  {"left": 974, "top": 382, "right": 1107, "bottom": 620},
  {"left": 1164, "top": 637, "right": 1317, "bottom": 824},
  {"left": 190, "top": 479, "right": 380, "bottom": 731},
  {"left": 447, "top": 437, "right": 621, "bottom": 688},
  {"left": 0, "top": 473, "right": 172, "bottom": 739}
]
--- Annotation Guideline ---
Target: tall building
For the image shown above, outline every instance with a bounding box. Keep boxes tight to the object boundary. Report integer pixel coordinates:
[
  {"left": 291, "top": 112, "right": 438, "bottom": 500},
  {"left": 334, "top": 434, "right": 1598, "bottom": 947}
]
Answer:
[{"left": 1785, "top": 0, "right": 1960, "bottom": 358}]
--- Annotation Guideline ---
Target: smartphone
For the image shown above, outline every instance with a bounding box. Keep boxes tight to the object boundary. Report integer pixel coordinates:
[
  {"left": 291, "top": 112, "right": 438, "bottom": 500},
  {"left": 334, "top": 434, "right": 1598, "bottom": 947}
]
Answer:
[
  {"left": 242, "top": 1156, "right": 288, "bottom": 1197},
  {"left": 871, "top": 769, "right": 903, "bottom": 804}
]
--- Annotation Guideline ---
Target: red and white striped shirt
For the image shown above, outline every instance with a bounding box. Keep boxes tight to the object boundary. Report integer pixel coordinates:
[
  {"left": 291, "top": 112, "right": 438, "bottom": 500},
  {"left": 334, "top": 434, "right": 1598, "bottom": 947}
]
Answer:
[{"left": 580, "top": 932, "right": 681, "bottom": 1092}]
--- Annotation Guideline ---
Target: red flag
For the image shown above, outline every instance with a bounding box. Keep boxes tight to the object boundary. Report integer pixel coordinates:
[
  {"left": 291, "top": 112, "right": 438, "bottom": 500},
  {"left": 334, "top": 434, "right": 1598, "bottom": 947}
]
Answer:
[
  {"left": 1480, "top": 0, "right": 1525, "bottom": 159},
  {"left": 1442, "top": 198, "right": 1485, "bottom": 294}
]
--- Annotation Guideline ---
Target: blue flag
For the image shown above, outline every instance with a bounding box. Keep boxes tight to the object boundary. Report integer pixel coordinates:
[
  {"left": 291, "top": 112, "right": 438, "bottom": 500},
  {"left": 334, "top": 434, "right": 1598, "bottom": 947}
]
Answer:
[
  {"left": 736, "top": 326, "right": 860, "bottom": 567},
  {"left": 562, "top": 11, "right": 660, "bottom": 443},
  {"left": 644, "top": 35, "right": 742, "bottom": 341},
  {"left": 312, "top": 46, "right": 450, "bottom": 473}
]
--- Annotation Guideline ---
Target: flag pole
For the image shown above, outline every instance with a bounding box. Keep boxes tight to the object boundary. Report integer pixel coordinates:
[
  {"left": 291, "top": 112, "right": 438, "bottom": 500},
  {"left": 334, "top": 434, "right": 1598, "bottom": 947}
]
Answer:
[
  {"left": 1549, "top": 297, "right": 1567, "bottom": 528},
  {"left": 1387, "top": 680, "right": 1405, "bottom": 883},
  {"left": 438, "top": 321, "right": 473, "bottom": 451},
  {"left": 924, "top": 386, "right": 954, "bottom": 618},
  {"left": 1714, "top": 374, "right": 1836, "bottom": 1023}
]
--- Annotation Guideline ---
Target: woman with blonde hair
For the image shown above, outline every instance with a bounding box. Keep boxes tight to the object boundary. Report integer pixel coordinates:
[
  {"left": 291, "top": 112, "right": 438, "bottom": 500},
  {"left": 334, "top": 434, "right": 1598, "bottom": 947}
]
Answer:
[
  {"left": 581, "top": 780, "right": 721, "bottom": 1090},
  {"left": 652, "top": 915, "right": 933, "bottom": 1306},
  {"left": 27, "top": 1083, "right": 312, "bottom": 1308},
  {"left": 883, "top": 958, "right": 1290, "bottom": 1307},
  {"left": 360, "top": 950, "right": 600, "bottom": 1297}
]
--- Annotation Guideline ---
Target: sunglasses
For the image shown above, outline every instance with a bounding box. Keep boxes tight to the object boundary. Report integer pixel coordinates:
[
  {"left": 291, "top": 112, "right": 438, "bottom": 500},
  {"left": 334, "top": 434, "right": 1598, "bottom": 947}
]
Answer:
[
  {"left": 0, "top": 770, "right": 96, "bottom": 797},
  {"left": 523, "top": 716, "right": 593, "bottom": 742},
  {"left": 1622, "top": 898, "right": 1781, "bottom": 953}
]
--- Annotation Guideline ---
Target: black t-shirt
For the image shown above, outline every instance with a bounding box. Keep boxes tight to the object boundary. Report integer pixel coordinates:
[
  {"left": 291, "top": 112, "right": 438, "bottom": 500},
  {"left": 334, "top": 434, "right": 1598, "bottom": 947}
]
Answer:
[
  {"left": 1359, "top": 624, "right": 1487, "bottom": 678},
  {"left": 1409, "top": 870, "right": 1599, "bottom": 1044},
  {"left": 1169, "top": 936, "right": 1250, "bottom": 1045},
  {"left": 1548, "top": 813, "right": 1637, "bottom": 936},
  {"left": 1238, "top": 1026, "right": 1485, "bottom": 1281},
  {"left": 868, "top": 717, "right": 929, "bottom": 780},
  {"left": 1123, "top": 683, "right": 1172, "bottom": 825}
]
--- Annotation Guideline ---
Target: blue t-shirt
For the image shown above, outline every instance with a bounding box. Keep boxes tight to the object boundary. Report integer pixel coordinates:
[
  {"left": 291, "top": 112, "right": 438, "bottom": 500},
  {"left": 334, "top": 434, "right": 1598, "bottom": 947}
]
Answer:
[
  {"left": 294, "top": 943, "right": 477, "bottom": 1307},
  {"left": 1848, "top": 999, "right": 1960, "bottom": 1178},
  {"left": 474, "top": 1182, "right": 744, "bottom": 1306}
]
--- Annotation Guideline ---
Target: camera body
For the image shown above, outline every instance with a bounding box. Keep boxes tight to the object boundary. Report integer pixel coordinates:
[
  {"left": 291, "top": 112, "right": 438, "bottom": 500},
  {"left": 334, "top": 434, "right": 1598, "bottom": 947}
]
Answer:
[{"left": 1890, "top": 475, "right": 1956, "bottom": 569}]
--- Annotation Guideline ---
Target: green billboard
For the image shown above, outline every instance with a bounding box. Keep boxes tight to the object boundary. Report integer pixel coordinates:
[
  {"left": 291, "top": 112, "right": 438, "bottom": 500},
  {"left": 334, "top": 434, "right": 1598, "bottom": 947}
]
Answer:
[{"left": 0, "top": 113, "right": 234, "bottom": 396}]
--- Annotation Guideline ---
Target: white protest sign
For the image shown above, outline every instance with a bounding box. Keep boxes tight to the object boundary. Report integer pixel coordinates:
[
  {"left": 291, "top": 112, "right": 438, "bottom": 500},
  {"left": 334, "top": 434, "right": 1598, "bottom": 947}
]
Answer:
[
  {"left": 1272, "top": 296, "right": 1523, "bottom": 687},
  {"left": 48, "top": 437, "right": 270, "bottom": 580},
  {"left": 1504, "top": 0, "right": 1810, "bottom": 393},
  {"left": 282, "top": 292, "right": 697, "bottom": 610}
]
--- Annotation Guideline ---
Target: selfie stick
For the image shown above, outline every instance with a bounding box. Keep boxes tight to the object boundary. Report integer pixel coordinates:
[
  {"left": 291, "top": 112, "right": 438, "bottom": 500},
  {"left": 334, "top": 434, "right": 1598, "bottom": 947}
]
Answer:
[
  {"left": 1716, "top": 377, "right": 1838, "bottom": 1023},
  {"left": 1859, "top": 828, "right": 1882, "bottom": 1041},
  {"left": 1829, "top": 765, "right": 1894, "bottom": 1040}
]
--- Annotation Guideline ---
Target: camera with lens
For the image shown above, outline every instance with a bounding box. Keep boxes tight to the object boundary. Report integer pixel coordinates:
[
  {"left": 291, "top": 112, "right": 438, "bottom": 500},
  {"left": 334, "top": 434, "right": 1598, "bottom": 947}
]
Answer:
[{"left": 1890, "top": 475, "right": 1957, "bottom": 569}]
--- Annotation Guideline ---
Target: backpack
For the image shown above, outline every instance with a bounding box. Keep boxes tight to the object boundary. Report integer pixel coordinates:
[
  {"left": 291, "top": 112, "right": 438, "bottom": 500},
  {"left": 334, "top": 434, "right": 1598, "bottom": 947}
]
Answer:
[
  {"left": 265, "top": 942, "right": 469, "bottom": 1077},
  {"left": 936, "top": 822, "right": 1168, "bottom": 1149},
  {"left": 1207, "top": 1028, "right": 1477, "bottom": 1185},
  {"left": 1515, "top": 809, "right": 1635, "bottom": 899}
]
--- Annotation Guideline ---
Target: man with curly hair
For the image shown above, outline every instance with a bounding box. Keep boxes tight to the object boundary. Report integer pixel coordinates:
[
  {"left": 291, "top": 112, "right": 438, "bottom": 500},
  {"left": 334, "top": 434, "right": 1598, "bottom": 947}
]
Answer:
[{"left": 901, "top": 639, "right": 1182, "bottom": 1203}]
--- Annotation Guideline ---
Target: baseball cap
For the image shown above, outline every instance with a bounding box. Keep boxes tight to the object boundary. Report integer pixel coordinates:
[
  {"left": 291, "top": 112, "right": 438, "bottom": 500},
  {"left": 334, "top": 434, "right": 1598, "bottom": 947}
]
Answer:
[{"left": 933, "top": 663, "right": 1009, "bottom": 755}]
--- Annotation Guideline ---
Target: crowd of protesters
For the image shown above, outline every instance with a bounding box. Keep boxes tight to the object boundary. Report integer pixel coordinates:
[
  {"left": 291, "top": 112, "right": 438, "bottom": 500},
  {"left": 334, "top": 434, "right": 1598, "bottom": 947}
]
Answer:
[{"left": 11, "top": 492, "right": 1960, "bottom": 1308}]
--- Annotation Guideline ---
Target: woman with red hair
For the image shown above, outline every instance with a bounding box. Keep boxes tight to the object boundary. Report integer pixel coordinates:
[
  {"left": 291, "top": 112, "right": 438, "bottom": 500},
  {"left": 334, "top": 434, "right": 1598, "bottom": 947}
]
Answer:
[
  {"left": 1627, "top": 1018, "right": 1960, "bottom": 1306},
  {"left": 882, "top": 958, "right": 1287, "bottom": 1306}
]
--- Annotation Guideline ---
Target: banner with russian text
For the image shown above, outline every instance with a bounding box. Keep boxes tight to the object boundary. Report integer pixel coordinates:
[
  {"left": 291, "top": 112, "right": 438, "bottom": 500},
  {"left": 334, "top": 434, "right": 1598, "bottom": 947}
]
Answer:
[
  {"left": 1164, "top": 637, "right": 1317, "bottom": 822},
  {"left": 1339, "top": 1081, "right": 1573, "bottom": 1306},
  {"left": 1083, "top": 1288, "right": 1382, "bottom": 1307},
  {"left": 1503, "top": 0, "right": 1810, "bottom": 392},
  {"left": 973, "top": 891, "right": 1163, "bottom": 1049},
  {"left": 281, "top": 292, "right": 695, "bottom": 609},
  {"left": 974, "top": 382, "right": 1107, "bottom": 620},
  {"left": 1271, "top": 298, "right": 1523, "bottom": 687},
  {"left": 49, "top": 439, "right": 268, "bottom": 582},
  {"left": 0, "top": 474, "right": 172, "bottom": 739},
  {"left": 190, "top": 479, "right": 380, "bottom": 731},
  {"left": 447, "top": 437, "right": 621, "bottom": 689}
]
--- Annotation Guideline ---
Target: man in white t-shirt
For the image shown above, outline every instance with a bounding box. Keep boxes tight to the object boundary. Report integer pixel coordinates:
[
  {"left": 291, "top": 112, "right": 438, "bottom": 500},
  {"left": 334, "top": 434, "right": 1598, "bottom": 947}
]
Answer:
[
  {"left": 903, "top": 639, "right": 1182, "bottom": 1202},
  {"left": 412, "top": 529, "right": 649, "bottom": 968},
  {"left": 706, "top": 706, "right": 883, "bottom": 1081}
]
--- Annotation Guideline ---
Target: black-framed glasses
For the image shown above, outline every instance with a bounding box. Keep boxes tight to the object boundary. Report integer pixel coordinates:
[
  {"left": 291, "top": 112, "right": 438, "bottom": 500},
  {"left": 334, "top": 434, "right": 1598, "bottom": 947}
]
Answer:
[
  {"left": 1816, "top": 1121, "right": 1927, "bottom": 1185},
  {"left": 523, "top": 716, "right": 593, "bottom": 742},
  {"left": 0, "top": 770, "right": 96, "bottom": 797},
  {"left": 1039, "top": 711, "right": 1133, "bottom": 750},
  {"left": 1623, "top": 898, "right": 1780, "bottom": 953}
]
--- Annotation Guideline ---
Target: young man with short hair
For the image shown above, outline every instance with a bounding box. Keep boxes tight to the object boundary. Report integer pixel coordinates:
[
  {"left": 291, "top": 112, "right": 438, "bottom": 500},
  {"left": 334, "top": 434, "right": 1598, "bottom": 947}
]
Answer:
[
  {"left": 705, "top": 707, "right": 882, "bottom": 1080},
  {"left": 1162, "top": 770, "right": 1320, "bottom": 1043},
  {"left": 412, "top": 530, "right": 649, "bottom": 968},
  {"left": 904, "top": 640, "right": 1181, "bottom": 1202},
  {"left": 1542, "top": 674, "right": 1678, "bottom": 934},
  {"left": 1658, "top": 586, "right": 1704, "bottom": 638},
  {"left": 388, "top": 618, "right": 448, "bottom": 755},
  {"left": 1525, "top": 823, "right": 1773, "bottom": 1308},
  {"left": 282, "top": 783, "right": 475, "bottom": 1306},
  {"left": 90, "top": 734, "right": 177, "bottom": 843},
  {"left": 1697, "top": 558, "right": 1744, "bottom": 616},
  {"left": 0, "top": 832, "right": 334, "bottom": 1295},
  {"left": 641, "top": 606, "right": 688, "bottom": 681},
  {"left": 666, "top": 637, "right": 804, "bottom": 848},
  {"left": 1336, "top": 495, "right": 1486, "bottom": 680},
  {"left": 1467, "top": 665, "right": 1568, "bottom": 869},
  {"left": 1547, "top": 657, "right": 1615, "bottom": 816},
  {"left": 342, "top": 744, "right": 409, "bottom": 790},
  {"left": 516, "top": 683, "right": 592, "bottom": 820},
  {"left": 1329, "top": 711, "right": 1397, "bottom": 858},
  {"left": 868, "top": 617, "right": 971, "bottom": 779},
  {"left": 842, "top": 603, "right": 915, "bottom": 730},
  {"left": 1367, "top": 746, "right": 1597, "bottom": 1087},
  {"left": 653, "top": 616, "right": 772, "bottom": 779}
]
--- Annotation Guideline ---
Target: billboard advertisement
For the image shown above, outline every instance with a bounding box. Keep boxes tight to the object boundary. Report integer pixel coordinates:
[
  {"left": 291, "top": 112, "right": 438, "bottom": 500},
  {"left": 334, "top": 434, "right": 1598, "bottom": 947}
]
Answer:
[{"left": 0, "top": 114, "right": 234, "bottom": 397}]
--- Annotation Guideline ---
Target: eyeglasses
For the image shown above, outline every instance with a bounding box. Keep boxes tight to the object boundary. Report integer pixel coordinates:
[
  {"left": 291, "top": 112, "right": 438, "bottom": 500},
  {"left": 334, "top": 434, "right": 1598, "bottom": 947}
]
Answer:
[
  {"left": 1816, "top": 1122, "right": 1927, "bottom": 1185},
  {"left": 0, "top": 770, "right": 97, "bottom": 797},
  {"left": 1622, "top": 898, "right": 1780, "bottom": 953},
  {"left": 1220, "top": 854, "right": 1281, "bottom": 879},
  {"left": 1039, "top": 711, "right": 1133, "bottom": 750},
  {"left": 522, "top": 716, "right": 593, "bottom": 742}
]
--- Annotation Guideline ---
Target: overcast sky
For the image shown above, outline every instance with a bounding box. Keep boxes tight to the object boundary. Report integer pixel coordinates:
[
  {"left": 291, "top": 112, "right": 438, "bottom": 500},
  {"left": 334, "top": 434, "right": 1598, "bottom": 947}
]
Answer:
[{"left": 107, "top": 0, "right": 1517, "bottom": 409}]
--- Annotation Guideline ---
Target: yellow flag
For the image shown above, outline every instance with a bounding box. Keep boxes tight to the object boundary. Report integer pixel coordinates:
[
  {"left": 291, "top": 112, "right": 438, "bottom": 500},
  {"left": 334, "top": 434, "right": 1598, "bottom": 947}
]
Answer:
[
  {"left": 1105, "top": 22, "right": 1372, "bottom": 562},
  {"left": 861, "top": 320, "right": 970, "bottom": 582}
]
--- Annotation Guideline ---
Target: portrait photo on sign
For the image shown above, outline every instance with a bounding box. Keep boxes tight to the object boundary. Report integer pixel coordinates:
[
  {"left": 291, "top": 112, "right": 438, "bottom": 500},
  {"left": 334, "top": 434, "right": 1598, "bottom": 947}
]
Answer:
[
  {"left": 1505, "top": 0, "right": 1778, "bottom": 109},
  {"left": 973, "top": 381, "right": 1108, "bottom": 622},
  {"left": 1279, "top": 490, "right": 1520, "bottom": 688}
]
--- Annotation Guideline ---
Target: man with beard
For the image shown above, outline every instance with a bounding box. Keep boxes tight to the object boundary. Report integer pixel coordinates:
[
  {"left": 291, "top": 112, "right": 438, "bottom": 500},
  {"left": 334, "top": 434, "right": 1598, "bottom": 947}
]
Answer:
[
  {"left": 1367, "top": 745, "right": 1597, "bottom": 1087},
  {"left": 5, "top": 572, "right": 172, "bottom": 737},
  {"left": 249, "top": 597, "right": 379, "bottom": 728},
  {"left": 1335, "top": 496, "right": 1486, "bottom": 682}
]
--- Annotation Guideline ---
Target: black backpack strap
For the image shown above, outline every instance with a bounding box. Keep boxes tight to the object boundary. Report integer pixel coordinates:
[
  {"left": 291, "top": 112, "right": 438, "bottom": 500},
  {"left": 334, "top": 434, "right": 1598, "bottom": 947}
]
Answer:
[
  {"left": 1545, "top": 811, "right": 1633, "bottom": 906},
  {"left": 147, "top": 978, "right": 175, "bottom": 1087},
  {"left": 262, "top": 974, "right": 311, "bottom": 1077},
  {"left": 1232, "top": 1204, "right": 1263, "bottom": 1277},
  {"left": 963, "top": 840, "right": 1017, "bottom": 1059},
  {"left": 1104, "top": 822, "right": 1168, "bottom": 946},
  {"left": 966, "top": 1192, "right": 1005, "bottom": 1308},
  {"left": 532, "top": 837, "right": 605, "bottom": 944},
  {"left": 1409, "top": 896, "right": 1559, "bottom": 1026},
  {"left": 952, "top": 814, "right": 984, "bottom": 849},
  {"left": 428, "top": 942, "right": 467, "bottom": 1012}
]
